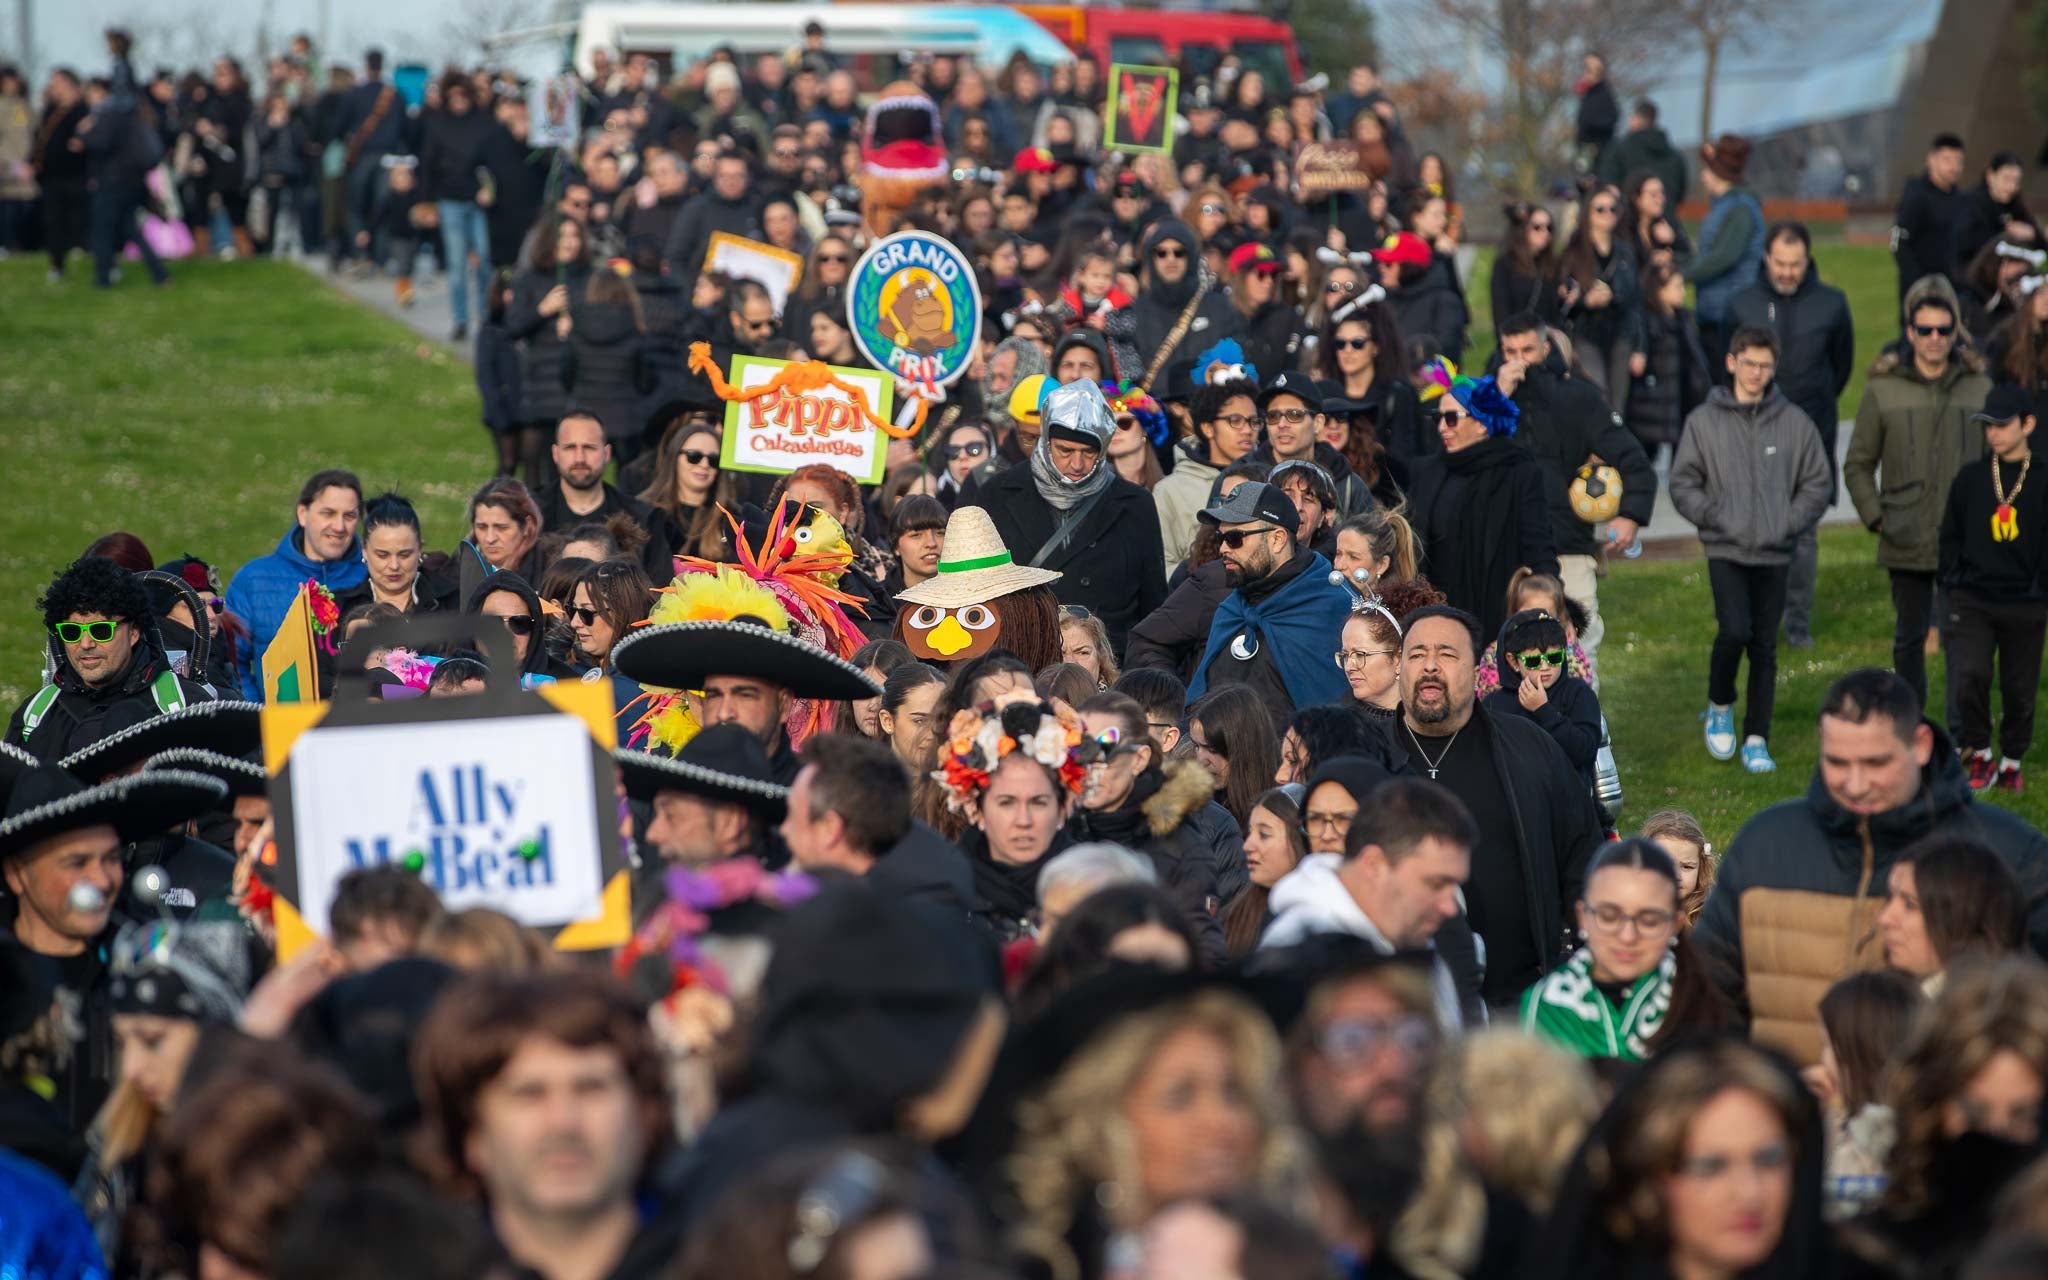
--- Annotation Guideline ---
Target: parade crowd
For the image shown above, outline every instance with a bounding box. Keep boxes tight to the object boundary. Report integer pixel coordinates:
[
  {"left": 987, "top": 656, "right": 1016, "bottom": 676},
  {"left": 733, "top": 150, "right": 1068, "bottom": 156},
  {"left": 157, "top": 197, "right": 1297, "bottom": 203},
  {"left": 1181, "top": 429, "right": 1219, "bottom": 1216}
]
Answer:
[{"left": 9, "top": 23, "right": 2048, "bottom": 1280}]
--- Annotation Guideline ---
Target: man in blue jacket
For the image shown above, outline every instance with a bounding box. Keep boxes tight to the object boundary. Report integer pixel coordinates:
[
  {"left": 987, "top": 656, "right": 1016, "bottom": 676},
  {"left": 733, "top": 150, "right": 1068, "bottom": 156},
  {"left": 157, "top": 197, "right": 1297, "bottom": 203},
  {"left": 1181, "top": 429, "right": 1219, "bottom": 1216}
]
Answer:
[{"left": 224, "top": 469, "right": 367, "bottom": 699}]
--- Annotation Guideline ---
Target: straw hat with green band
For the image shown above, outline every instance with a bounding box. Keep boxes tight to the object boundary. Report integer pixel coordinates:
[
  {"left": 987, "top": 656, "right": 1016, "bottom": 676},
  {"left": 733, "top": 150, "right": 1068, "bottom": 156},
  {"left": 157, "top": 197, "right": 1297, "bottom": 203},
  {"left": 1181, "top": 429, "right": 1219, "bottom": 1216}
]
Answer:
[{"left": 895, "top": 506, "right": 1061, "bottom": 609}]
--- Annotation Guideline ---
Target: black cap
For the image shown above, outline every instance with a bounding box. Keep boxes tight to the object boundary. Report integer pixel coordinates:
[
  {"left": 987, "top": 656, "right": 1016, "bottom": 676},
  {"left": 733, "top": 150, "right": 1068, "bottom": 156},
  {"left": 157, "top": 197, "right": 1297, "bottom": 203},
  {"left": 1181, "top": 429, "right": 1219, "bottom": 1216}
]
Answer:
[
  {"left": 1197, "top": 480, "right": 1299, "bottom": 535},
  {"left": 1258, "top": 369, "right": 1324, "bottom": 415},
  {"left": 1972, "top": 382, "right": 2040, "bottom": 425}
]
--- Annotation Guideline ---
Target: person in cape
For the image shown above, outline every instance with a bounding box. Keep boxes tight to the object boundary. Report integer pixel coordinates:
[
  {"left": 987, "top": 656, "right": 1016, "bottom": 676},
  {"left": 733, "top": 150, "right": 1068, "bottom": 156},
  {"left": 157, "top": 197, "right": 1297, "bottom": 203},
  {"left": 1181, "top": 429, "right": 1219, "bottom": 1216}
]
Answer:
[{"left": 1184, "top": 480, "right": 1355, "bottom": 730}]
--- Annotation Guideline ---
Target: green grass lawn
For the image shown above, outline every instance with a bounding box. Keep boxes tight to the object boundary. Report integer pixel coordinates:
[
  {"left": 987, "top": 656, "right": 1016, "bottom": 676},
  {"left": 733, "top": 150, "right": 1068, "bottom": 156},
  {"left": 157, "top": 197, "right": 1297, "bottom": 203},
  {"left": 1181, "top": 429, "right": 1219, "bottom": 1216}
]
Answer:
[{"left": 0, "top": 258, "right": 484, "bottom": 710}]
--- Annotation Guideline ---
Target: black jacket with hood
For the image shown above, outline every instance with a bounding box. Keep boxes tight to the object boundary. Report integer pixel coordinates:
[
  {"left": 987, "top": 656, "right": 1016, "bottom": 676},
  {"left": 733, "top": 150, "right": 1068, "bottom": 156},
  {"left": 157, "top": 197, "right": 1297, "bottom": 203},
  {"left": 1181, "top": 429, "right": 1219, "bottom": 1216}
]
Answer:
[
  {"left": 7, "top": 622, "right": 214, "bottom": 764},
  {"left": 463, "top": 574, "right": 580, "bottom": 681},
  {"left": 1250, "top": 439, "right": 1375, "bottom": 521},
  {"left": 1388, "top": 257, "right": 1468, "bottom": 366},
  {"left": 1692, "top": 723, "right": 2048, "bottom": 1055},
  {"left": 1131, "top": 220, "right": 1242, "bottom": 380},
  {"left": 1407, "top": 437, "right": 1559, "bottom": 644},
  {"left": 1070, "top": 758, "right": 1232, "bottom": 965},
  {"left": 663, "top": 186, "right": 765, "bottom": 288},
  {"left": 1481, "top": 632, "right": 1602, "bottom": 790},
  {"left": 1729, "top": 256, "right": 1856, "bottom": 439},
  {"left": 1506, "top": 350, "right": 1657, "bottom": 556}
]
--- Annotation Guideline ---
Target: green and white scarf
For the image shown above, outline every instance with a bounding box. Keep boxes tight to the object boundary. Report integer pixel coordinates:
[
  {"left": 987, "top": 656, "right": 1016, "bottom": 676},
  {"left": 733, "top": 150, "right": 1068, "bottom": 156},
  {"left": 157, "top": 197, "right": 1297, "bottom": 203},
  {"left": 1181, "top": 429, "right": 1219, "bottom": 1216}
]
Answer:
[{"left": 1518, "top": 945, "right": 1675, "bottom": 1062}]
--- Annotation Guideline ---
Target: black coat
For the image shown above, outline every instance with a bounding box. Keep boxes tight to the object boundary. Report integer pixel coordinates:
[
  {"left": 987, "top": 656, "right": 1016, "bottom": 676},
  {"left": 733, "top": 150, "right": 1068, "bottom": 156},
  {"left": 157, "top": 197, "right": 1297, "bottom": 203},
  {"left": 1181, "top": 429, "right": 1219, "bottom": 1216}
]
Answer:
[
  {"left": 1407, "top": 437, "right": 1559, "bottom": 644},
  {"left": 1951, "top": 179, "right": 2039, "bottom": 278},
  {"left": 536, "top": 480, "right": 676, "bottom": 587},
  {"left": 1237, "top": 298, "right": 1302, "bottom": 383},
  {"left": 5, "top": 631, "right": 215, "bottom": 764},
  {"left": 418, "top": 107, "right": 492, "bottom": 202},
  {"left": 563, "top": 298, "right": 650, "bottom": 443},
  {"left": 1487, "top": 255, "right": 1560, "bottom": 337},
  {"left": 1626, "top": 307, "right": 1710, "bottom": 450},
  {"left": 869, "top": 820, "right": 975, "bottom": 918},
  {"left": 965, "top": 463, "right": 1166, "bottom": 658},
  {"left": 1387, "top": 266, "right": 1467, "bottom": 366},
  {"left": 1728, "top": 259, "right": 1856, "bottom": 436},
  {"left": 1506, "top": 356, "right": 1658, "bottom": 555},
  {"left": 475, "top": 318, "right": 525, "bottom": 432},
  {"left": 1124, "top": 559, "right": 1231, "bottom": 684},
  {"left": 477, "top": 124, "right": 552, "bottom": 271},
  {"left": 1893, "top": 173, "right": 1959, "bottom": 299},
  {"left": 1132, "top": 221, "right": 1243, "bottom": 380},
  {"left": 664, "top": 188, "right": 764, "bottom": 286},
  {"left": 1388, "top": 703, "right": 1604, "bottom": 991},
  {"left": 507, "top": 264, "right": 590, "bottom": 428}
]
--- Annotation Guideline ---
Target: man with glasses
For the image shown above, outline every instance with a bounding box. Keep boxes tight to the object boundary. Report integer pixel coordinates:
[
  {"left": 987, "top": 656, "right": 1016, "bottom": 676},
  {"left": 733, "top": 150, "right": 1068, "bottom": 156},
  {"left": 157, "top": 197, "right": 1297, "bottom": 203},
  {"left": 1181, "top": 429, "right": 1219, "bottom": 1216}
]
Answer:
[
  {"left": 1263, "top": 778, "right": 1476, "bottom": 1038},
  {"left": 1388, "top": 605, "right": 1602, "bottom": 1008},
  {"left": 1132, "top": 219, "right": 1241, "bottom": 381},
  {"left": 535, "top": 412, "right": 676, "bottom": 585},
  {"left": 11, "top": 559, "right": 218, "bottom": 762},
  {"left": 1846, "top": 288, "right": 1992, "bottom": 711},
  {"left": 1251, "top": 371, "right": 1373, "bottom": 520},
  {"left": 1183, "top": 480, "right": 1353, "bottom": 728},
  {"left": 728, "top": 278, "right": 780, "bottom": 357},
  {"left": 1493, "top": 312, "right": 1657, "bottom": 670},
  {"left": 1670, "top": 327, "right": 1832, "bottom": 773},
  {"left": 1153, "top": 377, "right": 1262, "bottom": 573}
]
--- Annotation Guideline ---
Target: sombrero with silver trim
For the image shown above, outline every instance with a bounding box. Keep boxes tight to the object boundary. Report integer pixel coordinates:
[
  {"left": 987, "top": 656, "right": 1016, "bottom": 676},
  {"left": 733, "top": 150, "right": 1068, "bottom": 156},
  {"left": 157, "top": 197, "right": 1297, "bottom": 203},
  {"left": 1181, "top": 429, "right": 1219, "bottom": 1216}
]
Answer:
[
  {"left": 0, "top": 765, "right": 229, "bottom": 860},
  {"left": 0, "top": 742, "right": 38, "bottom": 807},
  {"left": 894, "top": 505, "right": 1061, "bottom": 610},
  {"left": 59, "top": 700, "right": 263, "bottom": 781},
  {"left": 141, "top": 748, "right": 267, "bottom": 799},
  {"left": 612, "top": 621, "right": 880, "bottom": 701},
  {"left": 614, "top": 724, "right": 789, "bottom": 821}
]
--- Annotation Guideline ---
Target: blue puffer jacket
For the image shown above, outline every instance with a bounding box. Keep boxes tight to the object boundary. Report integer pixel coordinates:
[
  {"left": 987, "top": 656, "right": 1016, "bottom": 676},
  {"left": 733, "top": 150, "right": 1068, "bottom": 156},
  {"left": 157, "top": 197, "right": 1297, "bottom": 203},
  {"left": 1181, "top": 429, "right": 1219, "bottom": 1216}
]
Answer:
[{"left": 224, "top": 527, "right": 368, "bottom": 700}]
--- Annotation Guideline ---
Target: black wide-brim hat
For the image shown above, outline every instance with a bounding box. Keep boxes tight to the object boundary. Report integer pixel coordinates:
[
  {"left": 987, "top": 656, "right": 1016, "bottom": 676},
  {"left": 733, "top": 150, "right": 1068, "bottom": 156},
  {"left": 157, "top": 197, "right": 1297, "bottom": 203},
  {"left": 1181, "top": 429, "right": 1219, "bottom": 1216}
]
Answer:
[
  {"left": 0, "top": 765, "right": 229, "bottom": 861},
  {"left": 614, "top": 724, "right": 790, "bottom": 821},
  {"left": 59, "top": 700, "right": 264, "bottom": 782},
  {"left": 142, "top": 748, "right": 268, "bottom": 799},
  {"left": 0, "top": 742, "right": 38, "bottom": 809},
  {"left": 611, "top": 621, "right": 881, "bottom": 702}
]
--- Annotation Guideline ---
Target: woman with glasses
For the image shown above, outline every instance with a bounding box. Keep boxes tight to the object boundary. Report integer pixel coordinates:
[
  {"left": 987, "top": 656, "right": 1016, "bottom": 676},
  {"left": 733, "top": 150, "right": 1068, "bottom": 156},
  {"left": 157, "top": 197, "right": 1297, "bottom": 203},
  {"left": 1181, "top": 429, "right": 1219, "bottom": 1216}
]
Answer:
[
  {"left": 926, "top": 420, "right": 998, "bottom": 507},
  {"left": 638, "top": 420, "right": 750, "bottom": 564},
  {"left": 466, "top": 572, "right": 574, "bottom": 681},
  {"left": 1488, "top": 202, "right": 1562, "bottom": 334},
  {"left": 1518, "top": 839, "right": 1735, "bottom": 1063},
  {"left": 1072, "top": 693, "right": 1230, "bottom": 963},
  {"left": 1314, "top": 300, "right": 1426, "bottom": 472},
  {"left": 1185, "top": 183, "right": 1239, "bottom": 248},
  {"left": 568, "top": 559, "right": 653, "bottom": 677},
  {"left": 1336, "top": 605, "right": 1402, "bottom": 720},
  {"left": 786, "top": 234, "right": 854, "bottom": 340},
  {"left": 1559, "top": 183, "right": 1642, "bottom": 409}
]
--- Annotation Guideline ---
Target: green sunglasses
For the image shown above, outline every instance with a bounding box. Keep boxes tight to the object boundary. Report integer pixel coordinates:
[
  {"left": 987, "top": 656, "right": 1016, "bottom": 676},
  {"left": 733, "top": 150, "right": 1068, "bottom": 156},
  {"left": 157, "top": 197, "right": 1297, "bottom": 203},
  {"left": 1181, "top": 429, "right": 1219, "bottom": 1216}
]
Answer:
[
  {"left": 54, "top": 620, "right": 122, "bottom": 644},
  {"left": 1516, "top": 648, "right": 1569, "bottom": 670}
]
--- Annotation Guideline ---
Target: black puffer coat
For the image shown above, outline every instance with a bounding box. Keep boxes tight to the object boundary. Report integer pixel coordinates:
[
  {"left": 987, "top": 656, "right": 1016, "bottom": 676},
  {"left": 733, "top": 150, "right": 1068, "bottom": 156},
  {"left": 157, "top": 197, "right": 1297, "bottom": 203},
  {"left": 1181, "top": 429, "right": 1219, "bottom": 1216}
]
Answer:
[
  {"left": 563, "top": 298, "right": 648, "bottom": 443},
  {"left": 507, "top": 264, "right": 590, "bottom": 428},
  {"left": 1071, "top": 759, "right": 1231, "bottom": 965}
]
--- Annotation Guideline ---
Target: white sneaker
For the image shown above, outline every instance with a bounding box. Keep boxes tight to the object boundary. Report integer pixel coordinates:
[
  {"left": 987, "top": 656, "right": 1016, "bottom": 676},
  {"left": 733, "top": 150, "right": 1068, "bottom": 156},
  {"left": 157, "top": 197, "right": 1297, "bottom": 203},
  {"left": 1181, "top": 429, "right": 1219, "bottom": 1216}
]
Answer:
[{"left": 1703, "top": 705, "right": 1736, "bottom": 761}]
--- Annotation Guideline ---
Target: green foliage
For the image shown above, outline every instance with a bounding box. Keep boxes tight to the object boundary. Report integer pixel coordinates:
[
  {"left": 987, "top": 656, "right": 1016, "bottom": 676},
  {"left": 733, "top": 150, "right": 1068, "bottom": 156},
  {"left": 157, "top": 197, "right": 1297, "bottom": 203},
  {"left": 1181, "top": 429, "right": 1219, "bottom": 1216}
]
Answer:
[
  {"left": 0, "top": 259, "right": 483, "bottom": 709},
  {"left": 1276, "top": 0, "right": 1379, "bottom": 81}
]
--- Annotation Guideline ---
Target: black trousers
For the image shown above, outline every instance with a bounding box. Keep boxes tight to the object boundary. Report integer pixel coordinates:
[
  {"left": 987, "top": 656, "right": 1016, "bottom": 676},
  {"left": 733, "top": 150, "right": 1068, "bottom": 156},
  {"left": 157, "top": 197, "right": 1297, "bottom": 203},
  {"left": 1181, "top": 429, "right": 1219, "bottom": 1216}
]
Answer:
[
  {"left": 42, "top": 180, "right": 90, "bottom": 271},
  {"left": 1708, "top": 559, "right": 1789, "bottom": 742},
  {"left": 1947, "top": 589, "right": 2048, "bottom": 760}
]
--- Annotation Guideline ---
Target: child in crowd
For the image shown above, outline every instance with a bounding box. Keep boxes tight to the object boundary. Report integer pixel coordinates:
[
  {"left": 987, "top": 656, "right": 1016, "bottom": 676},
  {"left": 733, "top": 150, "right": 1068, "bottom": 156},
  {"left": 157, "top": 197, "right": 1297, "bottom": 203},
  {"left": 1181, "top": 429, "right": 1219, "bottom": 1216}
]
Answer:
[
  {"left": 1057, "top": 244, "right": 1139, "bottom": 376},
  {"left": 1639, "top": 808, "right": 1714, "bottom": 930},
  {"left": 1475, "top": 569, "right": 1594, "bottom": 697},
  {"left": 1939, "top": 382, "right": 2048, "bottom": 793},
  {"left": 367, "top": 155, "right": 430, "bottom": 308},
  {"left": 1484, "top": 608, "right": 1603, "bottom": 788}
]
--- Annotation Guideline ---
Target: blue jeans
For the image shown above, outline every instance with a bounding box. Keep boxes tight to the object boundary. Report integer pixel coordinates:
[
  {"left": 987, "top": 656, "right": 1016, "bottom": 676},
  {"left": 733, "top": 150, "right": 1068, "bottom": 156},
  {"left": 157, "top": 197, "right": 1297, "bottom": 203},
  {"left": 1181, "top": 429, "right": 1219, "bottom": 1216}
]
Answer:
[{"left": 437, "top": 199, "right": 491, "bottom": 329}]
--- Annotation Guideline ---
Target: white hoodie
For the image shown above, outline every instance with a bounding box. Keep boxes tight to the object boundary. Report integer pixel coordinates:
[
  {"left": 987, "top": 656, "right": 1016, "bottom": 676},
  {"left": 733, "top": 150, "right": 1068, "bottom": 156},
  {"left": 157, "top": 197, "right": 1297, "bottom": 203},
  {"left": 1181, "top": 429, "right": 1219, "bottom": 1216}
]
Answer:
[{"left": 1259, "top": 853, "right": 1470, "bottom": 1032}]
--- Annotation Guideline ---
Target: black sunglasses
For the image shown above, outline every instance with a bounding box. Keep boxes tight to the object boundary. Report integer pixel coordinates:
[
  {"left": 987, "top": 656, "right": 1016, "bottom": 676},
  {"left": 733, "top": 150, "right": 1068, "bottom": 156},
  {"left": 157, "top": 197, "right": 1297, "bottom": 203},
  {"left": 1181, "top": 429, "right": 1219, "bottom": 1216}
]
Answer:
[
  {"left": 1217, "top": 526, "right": 1278, "bottom": 549},
  {"left": 496, "top": 614, "right": 538, "bottom": 636},
  {"left": 1333, "top": 336, "right": 1371, "bottom": 350},
  {"left": 570, "top": 606, "right": 601, "bottom": 626},
  {"left": 1153, "top": 245, "right": 1188, "bottom": 260},
  {"left": 1435, "top": 408, "right": 1468, "bottom": 427},
  {"left": 817, "top": 253, "right": 850, "bottom": 264},
  {"left": 1912, "top": 322, "right": 1956, "bottom": 337},
  {"left": 944, "top": 441, "right": 988, "bottom": 459},
  {"left": 679, "top": 449, "right": 718, "bottom": 466}
]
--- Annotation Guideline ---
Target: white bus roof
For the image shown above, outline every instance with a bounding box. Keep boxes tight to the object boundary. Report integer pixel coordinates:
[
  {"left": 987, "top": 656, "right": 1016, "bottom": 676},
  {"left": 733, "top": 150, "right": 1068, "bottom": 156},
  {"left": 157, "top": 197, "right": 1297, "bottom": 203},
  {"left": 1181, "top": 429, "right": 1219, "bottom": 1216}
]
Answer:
[{"left": 568, "top": 3, "right": 1076, "bottom": 74}]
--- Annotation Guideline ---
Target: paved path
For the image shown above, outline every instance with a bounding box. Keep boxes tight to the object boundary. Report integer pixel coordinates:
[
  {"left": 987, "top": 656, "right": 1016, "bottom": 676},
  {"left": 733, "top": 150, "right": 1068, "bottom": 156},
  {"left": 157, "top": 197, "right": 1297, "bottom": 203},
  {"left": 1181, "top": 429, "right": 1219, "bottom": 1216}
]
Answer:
[{"left": 1640, "top": 432, "right": 1860, "bottom": 549}]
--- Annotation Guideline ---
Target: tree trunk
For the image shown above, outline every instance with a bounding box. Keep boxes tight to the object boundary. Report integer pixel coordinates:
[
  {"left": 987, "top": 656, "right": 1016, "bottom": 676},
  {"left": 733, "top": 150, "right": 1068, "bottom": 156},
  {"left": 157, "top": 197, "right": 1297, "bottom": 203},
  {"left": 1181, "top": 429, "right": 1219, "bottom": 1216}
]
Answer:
[{"left": 1698, "top": 34, "right": 1722, "bottom": 143}]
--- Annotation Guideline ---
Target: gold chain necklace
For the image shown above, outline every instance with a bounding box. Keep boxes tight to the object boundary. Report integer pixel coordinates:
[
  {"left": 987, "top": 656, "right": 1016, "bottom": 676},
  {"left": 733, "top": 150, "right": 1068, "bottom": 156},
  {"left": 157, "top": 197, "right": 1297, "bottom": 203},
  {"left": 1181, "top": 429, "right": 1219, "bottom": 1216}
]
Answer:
[{"left": 1992, "top": 453, "right": 2030, "bottom": 543}]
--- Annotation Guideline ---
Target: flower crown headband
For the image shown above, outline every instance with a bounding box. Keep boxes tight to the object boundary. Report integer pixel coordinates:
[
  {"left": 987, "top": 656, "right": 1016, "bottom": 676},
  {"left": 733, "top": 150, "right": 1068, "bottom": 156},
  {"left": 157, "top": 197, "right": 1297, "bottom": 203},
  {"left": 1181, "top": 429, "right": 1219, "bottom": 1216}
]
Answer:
[{"left": 933, "top": 699, "right": 1091, "bottom": 814}]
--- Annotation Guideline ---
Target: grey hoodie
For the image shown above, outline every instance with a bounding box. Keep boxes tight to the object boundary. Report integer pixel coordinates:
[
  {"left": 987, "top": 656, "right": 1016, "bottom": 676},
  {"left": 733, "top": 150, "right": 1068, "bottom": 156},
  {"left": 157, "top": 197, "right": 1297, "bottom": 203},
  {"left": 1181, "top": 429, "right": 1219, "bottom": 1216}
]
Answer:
[{"left": 1669, "top": 385, "right": 1834, "bottom": 566}]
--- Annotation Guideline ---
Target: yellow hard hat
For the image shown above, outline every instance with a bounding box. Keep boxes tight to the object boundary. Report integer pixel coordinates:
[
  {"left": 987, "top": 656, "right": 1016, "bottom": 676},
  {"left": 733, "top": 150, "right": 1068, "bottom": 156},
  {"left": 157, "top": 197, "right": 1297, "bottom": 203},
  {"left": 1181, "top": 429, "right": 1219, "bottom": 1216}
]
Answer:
[{"left": 1009, "top": 374, "right": 1049, "bottom": 427}]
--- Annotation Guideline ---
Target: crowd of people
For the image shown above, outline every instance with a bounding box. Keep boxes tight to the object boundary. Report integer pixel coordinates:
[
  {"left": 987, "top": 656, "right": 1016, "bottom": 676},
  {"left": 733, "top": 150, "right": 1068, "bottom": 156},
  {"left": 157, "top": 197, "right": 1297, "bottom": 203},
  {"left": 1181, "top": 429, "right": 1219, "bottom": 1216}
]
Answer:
[{"left": 6, "top": 23, "right": 2048, "bottom": 1280}]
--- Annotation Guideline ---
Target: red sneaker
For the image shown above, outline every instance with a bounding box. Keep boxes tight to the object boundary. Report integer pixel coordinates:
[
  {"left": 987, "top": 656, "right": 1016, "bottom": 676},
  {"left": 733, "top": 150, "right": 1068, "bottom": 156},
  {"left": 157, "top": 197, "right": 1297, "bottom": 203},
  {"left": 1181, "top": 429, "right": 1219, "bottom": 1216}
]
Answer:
[
  {"left": 1967, "top": 751, "right": 1997, "bottom": 790},
  {"left": 1995, "top": 763, "right": 2025, "bottom": 795}
]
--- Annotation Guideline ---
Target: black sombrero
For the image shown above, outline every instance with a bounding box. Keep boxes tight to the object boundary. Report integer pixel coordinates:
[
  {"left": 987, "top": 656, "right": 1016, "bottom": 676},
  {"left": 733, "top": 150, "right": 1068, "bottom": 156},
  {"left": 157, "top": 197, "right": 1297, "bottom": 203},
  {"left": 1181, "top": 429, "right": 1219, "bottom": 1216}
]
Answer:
[
  {"left": 141, "top": 748, "right": 268, "bottom": 799},
  {"left": 614, "top": 724, "right": 789, "bottom": 821},
  {"left": 0, "top": 765, "right": 229, "bottom": 860},
  {"left": 59, "top": 700, "right": 264, "bottom": 781},
  {"left": 0, "top": 742, "right": 38, "bottom": 808},
  {"left": 612, "top": 621, "right": 881, "bottom": 702}
]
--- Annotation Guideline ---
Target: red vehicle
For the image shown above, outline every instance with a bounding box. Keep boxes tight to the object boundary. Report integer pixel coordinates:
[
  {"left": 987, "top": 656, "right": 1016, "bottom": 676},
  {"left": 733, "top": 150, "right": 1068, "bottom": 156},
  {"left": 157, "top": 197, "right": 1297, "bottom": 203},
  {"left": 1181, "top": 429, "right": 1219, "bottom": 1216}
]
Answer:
[{"left": 1016, "top": 4, "right": 1303, "bottom": 87}]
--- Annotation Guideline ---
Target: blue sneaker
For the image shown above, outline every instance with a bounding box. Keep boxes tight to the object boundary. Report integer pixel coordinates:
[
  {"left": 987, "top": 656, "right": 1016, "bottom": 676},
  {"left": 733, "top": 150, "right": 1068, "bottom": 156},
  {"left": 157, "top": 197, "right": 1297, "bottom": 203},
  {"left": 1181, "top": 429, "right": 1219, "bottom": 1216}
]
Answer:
[
  {"left": 1741, "top": 738, "right": 1776, "bottom": 774},
  {"left": 1703, "top": 705, "right": 1736, "bottom": 760}
]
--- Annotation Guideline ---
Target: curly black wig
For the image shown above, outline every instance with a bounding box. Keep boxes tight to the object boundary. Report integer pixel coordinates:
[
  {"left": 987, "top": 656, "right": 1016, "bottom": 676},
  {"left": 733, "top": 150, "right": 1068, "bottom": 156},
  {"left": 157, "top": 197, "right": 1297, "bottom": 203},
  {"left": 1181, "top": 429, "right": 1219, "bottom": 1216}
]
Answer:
[{"left": 39, "top": 556, "right": 151, "bottom": 630}]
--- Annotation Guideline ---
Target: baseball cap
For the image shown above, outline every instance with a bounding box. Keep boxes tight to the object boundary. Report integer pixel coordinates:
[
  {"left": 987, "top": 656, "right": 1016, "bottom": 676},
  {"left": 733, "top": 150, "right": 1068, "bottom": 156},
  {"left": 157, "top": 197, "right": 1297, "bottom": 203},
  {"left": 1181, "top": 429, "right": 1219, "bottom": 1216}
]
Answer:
[
  {"left": 1228, "top": 242, "right": 1281, "bottom": 274},
  {"left": 1197, "top": 480, "right": 1299, "bottom": 535},
  {"left": 1257, "top": 369, "right": 1324, "bottom": 415},
  {"left": 1370, "top": 231, "right": 1431, "bottom": 268},
  {"left": 1013, "top": 147, "right": 1057, "bottom": 175},
  {"left": 1972, "top": 382, "right": 2039, "bottom": 425}
]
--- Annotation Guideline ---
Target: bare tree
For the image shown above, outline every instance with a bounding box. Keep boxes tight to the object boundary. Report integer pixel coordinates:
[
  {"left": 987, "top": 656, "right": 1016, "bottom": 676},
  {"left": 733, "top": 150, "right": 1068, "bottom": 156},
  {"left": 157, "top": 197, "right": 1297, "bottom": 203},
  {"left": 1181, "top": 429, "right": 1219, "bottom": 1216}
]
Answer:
[
  {"left": 1419, "top": 0, "right": 1676, "bottom": 197},
  {"left": 441, "top": 0, "right": 551, "bottom": 67},
  {"left": 1665, "top": 0, "right": 1782, "bottom": 141}
]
